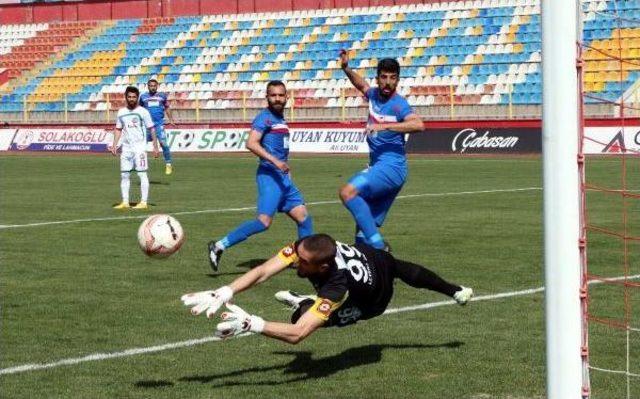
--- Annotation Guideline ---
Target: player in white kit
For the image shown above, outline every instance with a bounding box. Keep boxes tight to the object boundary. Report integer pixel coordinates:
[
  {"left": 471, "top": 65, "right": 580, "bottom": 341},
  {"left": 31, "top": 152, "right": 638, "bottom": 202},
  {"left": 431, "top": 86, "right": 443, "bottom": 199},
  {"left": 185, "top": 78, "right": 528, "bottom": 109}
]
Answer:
[{"left": 110, "top": 86, "right": 159, "bottom": 210}]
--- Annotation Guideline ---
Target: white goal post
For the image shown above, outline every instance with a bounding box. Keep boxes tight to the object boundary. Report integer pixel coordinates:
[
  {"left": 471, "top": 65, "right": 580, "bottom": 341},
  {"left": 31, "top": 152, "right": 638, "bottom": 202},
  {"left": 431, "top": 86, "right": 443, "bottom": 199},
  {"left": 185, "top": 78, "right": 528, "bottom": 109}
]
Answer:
[{"left": 541, "top": 0, "right": 584, "bottom": 398}]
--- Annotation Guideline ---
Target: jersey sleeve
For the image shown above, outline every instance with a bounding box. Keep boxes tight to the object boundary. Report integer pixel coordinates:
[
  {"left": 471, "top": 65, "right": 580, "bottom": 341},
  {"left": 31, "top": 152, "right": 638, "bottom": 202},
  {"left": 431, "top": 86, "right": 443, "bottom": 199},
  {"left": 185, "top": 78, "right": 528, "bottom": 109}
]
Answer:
[
  {"left": 115, "top": 114, "right": 122, "bottom": 129},
  {"left": 308, "top": 269, "right": 349, "bottom": 321},
  {"left": 251, "top": 113, "right": 269, "bottom": 134},
  {"left": 364, "top": 87, "right": 376, "bottom": 101},
  {"left": 142, "top": 109, "right": 155, "bottom": 129},
  {"left": 138, "top": 95, "right": 144, "bottom": 107},
  {"left": 308, "top": 295, "right": 347, "bottom": 322},
  {"left": 276, "top": 243, "right": 298, "bottom": 266},
  {"left": 395, "top": 97, "right": 414, "bottom": 122},
  {"left": 162, "top": 94, "right": 169, "bottom": 109}
]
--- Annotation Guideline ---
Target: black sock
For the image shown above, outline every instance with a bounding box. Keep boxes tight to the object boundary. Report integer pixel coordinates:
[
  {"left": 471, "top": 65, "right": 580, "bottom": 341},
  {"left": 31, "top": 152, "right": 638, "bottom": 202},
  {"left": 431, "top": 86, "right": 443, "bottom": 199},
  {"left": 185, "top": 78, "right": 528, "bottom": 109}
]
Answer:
[{"left": 394, "top": 259, "right": 460, "bottom": 297}]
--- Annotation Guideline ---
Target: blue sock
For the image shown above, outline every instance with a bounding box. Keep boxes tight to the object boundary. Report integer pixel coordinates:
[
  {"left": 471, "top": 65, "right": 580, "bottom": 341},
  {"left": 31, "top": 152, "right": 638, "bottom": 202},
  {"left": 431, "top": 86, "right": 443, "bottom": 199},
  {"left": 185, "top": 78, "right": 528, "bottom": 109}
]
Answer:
[
  {"left": 160, "top": 140, "right": 172, "bottom": 164},
  {"left": 355, "top": 229, "right": 367, "bottom": 244},
  {"left": 220, "top": 219, "right": 267, "bottom": 249},
  {"left": 297, "top": 216, "right": 314, "bottom": 239},
  {"left": 344, "top": 196, "right": 384, "bottom": 249}
]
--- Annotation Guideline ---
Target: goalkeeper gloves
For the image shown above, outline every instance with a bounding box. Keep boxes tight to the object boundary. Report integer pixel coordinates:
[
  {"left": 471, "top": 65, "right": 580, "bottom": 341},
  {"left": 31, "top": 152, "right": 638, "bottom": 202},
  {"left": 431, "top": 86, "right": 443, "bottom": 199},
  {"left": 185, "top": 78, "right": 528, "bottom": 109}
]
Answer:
[
  {"left": 181, "top": 286, "right": 233, "bottom": 318},
  {"left": 215, "top": 303, "right": 265, "bottom": 339}
]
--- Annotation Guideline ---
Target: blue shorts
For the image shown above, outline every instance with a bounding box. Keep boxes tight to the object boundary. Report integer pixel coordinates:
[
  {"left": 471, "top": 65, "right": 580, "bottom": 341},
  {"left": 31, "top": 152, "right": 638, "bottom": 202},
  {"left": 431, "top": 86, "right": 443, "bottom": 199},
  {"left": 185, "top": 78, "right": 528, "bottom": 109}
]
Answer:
[
  {"left": 348, "top": 163, "right": 407, "bottom": 226},
  {"left": 147, "top": 124, "right": 167, "bottom": 144},
  {"left": 256, "top": 168, "right": 305, "bottom": 216}
]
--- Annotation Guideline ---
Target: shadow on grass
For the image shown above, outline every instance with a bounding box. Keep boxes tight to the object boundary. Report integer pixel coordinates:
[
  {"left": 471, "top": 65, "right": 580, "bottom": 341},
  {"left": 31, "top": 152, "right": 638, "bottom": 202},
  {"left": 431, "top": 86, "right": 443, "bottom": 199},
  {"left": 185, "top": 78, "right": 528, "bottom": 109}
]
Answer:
[
  {"left": 236, "top": 259, "right": 268, "bottom": 269},
  {"left": 205, "top": 271, "right": 246, "bottom": 278},
  {"left": 134, "top": 342, "right": 463, "bottom": 389},
  {"left": 150, "top": 180, "right": 169, "bottom": 185},
  {"left": 134, "top": 380, "right": 174, "bottom": 388}
]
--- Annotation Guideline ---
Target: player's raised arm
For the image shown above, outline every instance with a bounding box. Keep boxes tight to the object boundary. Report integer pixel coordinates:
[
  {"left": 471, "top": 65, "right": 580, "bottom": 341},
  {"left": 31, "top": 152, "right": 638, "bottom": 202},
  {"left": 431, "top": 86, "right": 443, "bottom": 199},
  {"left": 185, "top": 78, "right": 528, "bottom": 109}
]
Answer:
[
  {"left": 181, "top": 249, "right": 293, "bottom": 318},
  {"left": 246, "top": 129, "right": 289, "bottom": 173},
  {"left": 369, "top": 113, "right": 424, "bottom": 135},
  {"left": 340, "top": 49, "right": 370, "bottom": 96}
]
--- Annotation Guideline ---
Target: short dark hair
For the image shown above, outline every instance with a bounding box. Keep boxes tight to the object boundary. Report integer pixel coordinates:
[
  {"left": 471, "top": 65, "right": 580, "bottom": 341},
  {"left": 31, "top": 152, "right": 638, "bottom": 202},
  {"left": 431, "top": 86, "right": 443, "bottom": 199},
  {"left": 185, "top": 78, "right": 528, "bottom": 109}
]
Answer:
[
  {"left": 295, "top": 234, "right": 336, "bottom": 266},
  {"left": 377, "top": 58, "right": 400, "bottom": 77},
  {"left": 266, "top": 80, "right": 286, "bottom": 92},
  {"left": 124, "top": 86, "right": 140, "bottom": 97},
  {"left": 147, "top": 79, "right": 158, "bottom": 85}
]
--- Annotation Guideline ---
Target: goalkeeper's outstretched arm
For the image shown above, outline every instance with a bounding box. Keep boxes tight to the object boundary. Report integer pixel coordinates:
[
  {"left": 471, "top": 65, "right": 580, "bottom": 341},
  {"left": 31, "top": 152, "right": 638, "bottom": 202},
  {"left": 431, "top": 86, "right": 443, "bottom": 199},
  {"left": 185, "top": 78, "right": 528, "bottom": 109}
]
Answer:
[
  {"left": 260, "top": 309, "right": 325, "bottom": 344},
  {"left": 228, "top": 255, "right": 290, "bottom": 295},
  {"left": 181, "top": 255, "right": 291, "bottom": 319},
  {"left": 215, "top": 303, "right": 325, "bottom": 345}
]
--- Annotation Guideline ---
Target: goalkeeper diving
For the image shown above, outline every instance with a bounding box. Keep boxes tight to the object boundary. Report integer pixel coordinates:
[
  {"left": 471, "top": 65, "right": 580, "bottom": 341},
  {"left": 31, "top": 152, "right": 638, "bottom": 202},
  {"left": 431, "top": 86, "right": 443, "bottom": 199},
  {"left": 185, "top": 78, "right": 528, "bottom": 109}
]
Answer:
[{"left": 181, "top": 233, "right": 473, "bottom": 344}]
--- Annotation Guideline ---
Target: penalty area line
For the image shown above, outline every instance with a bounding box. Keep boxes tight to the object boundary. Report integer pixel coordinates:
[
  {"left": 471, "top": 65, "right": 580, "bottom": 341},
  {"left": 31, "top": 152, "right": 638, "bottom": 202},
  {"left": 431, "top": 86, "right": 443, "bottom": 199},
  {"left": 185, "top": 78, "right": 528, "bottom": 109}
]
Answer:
[
  {"left": 0, "top": 187, "right": 541, "bottom": 230},
  {"left": 2, "top": 273, "right": 637, "bottom": 377}
]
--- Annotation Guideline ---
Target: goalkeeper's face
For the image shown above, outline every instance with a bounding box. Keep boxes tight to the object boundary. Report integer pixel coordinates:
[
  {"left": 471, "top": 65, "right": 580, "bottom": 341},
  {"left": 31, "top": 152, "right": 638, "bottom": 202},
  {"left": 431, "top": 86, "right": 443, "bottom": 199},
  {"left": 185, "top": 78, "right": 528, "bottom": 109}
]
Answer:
[{"left": 295, "top": 244, "right": 329, "bottom": 278}]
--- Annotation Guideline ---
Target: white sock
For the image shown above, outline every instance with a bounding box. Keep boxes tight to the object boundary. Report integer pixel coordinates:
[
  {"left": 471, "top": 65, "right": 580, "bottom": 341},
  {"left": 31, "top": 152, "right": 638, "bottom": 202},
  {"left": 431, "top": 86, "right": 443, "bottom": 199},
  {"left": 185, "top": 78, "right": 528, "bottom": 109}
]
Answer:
[
  {"left": 120, "top": 172, "right": 130, "bottom": 203},
  {"left": 138, "top": 171, "right": 149, "bottom": 203}
]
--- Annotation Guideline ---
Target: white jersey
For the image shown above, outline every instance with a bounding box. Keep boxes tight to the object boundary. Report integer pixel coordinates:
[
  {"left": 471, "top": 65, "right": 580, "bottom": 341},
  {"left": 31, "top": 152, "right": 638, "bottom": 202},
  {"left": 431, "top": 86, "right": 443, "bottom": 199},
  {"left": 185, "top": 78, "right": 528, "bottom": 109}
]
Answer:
[{"left": 115, "top": 106, "right": 154, "bottom": 151}]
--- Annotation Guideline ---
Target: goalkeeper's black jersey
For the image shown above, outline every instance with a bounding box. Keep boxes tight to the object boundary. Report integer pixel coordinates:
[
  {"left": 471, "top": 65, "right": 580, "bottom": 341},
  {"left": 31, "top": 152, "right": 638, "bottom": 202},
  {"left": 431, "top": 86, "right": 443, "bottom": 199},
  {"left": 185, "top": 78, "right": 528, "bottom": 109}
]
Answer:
[{"left": 305, "top": 242, "right": 396, "bottom": 321}]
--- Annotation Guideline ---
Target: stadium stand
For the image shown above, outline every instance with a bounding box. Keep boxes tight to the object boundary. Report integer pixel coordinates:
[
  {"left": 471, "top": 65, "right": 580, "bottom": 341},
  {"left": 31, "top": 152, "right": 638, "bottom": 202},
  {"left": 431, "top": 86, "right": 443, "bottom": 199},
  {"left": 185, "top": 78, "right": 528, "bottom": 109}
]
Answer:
[{"left": 0, "top": 0, "right": 639, "bottom": 121}]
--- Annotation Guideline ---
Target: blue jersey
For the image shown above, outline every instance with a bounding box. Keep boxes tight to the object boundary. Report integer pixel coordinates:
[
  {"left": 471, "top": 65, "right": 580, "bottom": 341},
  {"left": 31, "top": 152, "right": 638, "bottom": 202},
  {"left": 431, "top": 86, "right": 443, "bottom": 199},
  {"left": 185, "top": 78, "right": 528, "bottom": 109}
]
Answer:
[
  {"left": 365, "top": 88, "right": 414, "bottom": 169},
  {"left": 139, "top": 92, "right": 169, "bottom": 125},
  {"left": 252, "top": 108, "right": 290, "bottom": 172}
]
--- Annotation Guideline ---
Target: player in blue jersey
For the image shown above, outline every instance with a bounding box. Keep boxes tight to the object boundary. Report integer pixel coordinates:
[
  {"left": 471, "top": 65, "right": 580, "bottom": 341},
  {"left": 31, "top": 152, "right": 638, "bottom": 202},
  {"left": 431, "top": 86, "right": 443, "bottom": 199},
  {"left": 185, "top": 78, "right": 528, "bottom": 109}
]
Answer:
[
  {"left": 207, "top": 80, "right": 314, "bottom": 272},
  {"left": 339, "top": 51, "right": 424, "bottom": 250},
  {"left": 139, "top": 79, "right": 175, "bottom": 175}
]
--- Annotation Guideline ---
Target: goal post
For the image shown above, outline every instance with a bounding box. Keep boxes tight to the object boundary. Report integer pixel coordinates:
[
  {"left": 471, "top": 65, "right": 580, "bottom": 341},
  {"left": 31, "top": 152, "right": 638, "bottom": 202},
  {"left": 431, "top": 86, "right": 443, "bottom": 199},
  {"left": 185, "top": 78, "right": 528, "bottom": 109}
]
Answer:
[{"left": 541, "top": 0, "right": 584, "bottom": 397}]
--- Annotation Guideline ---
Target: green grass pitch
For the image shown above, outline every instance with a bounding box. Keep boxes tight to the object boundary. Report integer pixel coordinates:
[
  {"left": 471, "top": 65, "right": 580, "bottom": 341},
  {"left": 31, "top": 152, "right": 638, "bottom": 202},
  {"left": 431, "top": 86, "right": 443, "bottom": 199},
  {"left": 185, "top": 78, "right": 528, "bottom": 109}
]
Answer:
[{"left": 0, "top": 154, "right": 637, "bottom": 398}]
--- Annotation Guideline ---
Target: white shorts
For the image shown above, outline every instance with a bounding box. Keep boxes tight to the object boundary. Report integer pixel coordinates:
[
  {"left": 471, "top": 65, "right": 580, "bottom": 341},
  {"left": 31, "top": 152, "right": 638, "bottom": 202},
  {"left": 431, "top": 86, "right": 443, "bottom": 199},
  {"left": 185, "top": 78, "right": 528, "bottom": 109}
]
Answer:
[{"left": 120, "top": 149, "right": 148, "bottom": 172}]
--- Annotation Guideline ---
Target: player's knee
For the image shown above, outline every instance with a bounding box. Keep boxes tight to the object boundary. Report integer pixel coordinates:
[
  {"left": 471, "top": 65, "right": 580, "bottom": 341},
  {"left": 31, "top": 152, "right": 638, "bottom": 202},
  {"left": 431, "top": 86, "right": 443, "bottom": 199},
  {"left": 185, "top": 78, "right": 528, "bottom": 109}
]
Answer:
[
  {"left": 257, "top": 215, "right": 272, "bottom": 229},
  {"left": 339, "top": 184, "right": 357, "bottom": 203},
  {"left": 291, "top": 206, "right": 308, "bottom": 223},
  {"left": 120, "top": 172, "right": 130, "bottom": 180}
]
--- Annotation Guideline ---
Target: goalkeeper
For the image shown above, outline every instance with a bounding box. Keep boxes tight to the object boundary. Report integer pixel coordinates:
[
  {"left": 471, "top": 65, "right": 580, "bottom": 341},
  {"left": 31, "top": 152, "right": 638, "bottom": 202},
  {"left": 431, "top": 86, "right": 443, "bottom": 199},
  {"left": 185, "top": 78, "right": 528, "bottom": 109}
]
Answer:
[{"left": 182, "top": 234, "right": 473, "bottom": 344}]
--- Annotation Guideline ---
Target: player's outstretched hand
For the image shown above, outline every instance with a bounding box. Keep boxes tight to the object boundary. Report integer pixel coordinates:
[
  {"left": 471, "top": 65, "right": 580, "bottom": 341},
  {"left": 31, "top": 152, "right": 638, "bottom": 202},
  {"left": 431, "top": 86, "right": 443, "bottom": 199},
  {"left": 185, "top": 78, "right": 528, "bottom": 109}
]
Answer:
[
  {"left": 339, "top": 49, "right": 349, "bottom": 69},
  {"left": 181, "top": 286, "right": 233, "bottom": 318},
  {"left": 215, "top": 303, "right": 265, "bottom": 339}
]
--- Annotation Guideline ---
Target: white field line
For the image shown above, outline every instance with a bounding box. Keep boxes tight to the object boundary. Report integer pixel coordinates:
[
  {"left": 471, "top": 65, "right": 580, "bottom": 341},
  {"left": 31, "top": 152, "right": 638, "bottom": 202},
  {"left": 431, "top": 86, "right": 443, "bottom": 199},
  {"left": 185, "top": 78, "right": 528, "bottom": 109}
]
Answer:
[
  {"left": 1, "top": 273, "right": 638, "bottom": 377},
  {"left": 0, "top": 187, "right": 541, "bottom": 230}
]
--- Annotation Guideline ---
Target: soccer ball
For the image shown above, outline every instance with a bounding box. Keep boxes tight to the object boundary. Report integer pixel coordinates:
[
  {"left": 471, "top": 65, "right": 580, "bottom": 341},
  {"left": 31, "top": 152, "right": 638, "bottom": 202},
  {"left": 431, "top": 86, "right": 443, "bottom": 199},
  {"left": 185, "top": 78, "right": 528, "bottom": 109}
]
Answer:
[{"left": 137, "top": 214, "right": 185, "bottom": 258}]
